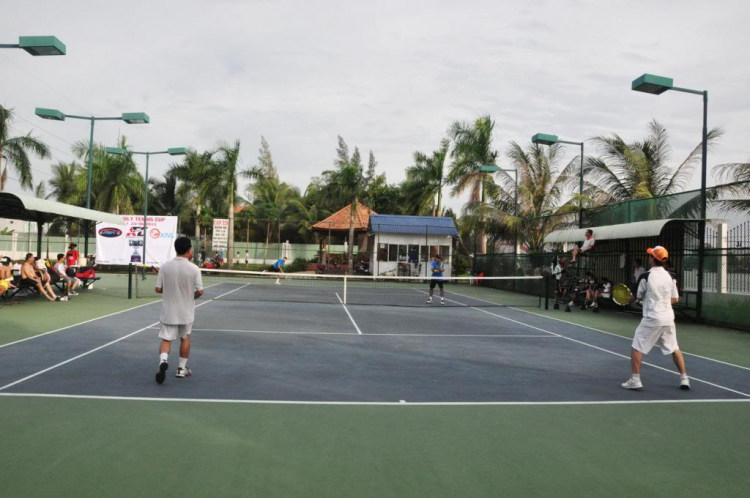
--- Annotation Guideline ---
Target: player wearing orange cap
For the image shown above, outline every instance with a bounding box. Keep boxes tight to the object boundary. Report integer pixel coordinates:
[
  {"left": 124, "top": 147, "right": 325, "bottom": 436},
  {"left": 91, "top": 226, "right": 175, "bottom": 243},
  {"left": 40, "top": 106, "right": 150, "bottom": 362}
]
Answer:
[{"left": 622, "top": 245, "right": 690, "bottom": 391}]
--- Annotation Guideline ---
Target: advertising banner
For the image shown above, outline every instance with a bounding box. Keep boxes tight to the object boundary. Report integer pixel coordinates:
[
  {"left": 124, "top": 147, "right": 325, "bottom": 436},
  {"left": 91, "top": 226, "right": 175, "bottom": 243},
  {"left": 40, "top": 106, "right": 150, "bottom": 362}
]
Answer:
[
  {"left": 212, "top": 218, "right": 229, "bottom": 252},
  {"left": 96, "top": 215, "right": 178, "bottom": 266}
]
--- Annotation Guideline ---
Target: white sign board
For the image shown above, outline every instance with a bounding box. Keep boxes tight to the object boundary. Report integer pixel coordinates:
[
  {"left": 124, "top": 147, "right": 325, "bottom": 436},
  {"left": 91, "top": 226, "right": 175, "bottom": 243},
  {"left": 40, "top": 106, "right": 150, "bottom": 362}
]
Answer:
[
  {"left": 212, "top": 218, "right": 229, "bottom": 252},
  {"left": 95, "top": 215, "right": 178, "bottom": 266}
]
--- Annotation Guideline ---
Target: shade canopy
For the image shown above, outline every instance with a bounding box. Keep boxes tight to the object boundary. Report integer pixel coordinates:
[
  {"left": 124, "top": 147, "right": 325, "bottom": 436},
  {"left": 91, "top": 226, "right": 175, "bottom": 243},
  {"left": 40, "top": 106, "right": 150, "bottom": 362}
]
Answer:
[
  {"left": 544, "top": 219, "right": 693, "bottom": 244},
  {"left": 632, "top": 74, "right": 673, "bottom": 95},
  {"left": 0, "top": 192, "right": 124, "bottom": 225},
  {"left": 312, "top": 203, "right": 375, "bottom": 232}
]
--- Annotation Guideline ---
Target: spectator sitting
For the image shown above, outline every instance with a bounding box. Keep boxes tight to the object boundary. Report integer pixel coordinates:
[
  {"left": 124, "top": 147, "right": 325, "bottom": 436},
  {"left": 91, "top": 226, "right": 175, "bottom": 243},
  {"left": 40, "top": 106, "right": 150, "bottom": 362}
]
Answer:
[
  {"left": 54, "top": 253, "right": 80, "bottom": 296},
  {"left": 0, "top": 256, "right": 17, "bottom": 299},
  {"left": 592, "top": 277, "right": 612, "bottom": 312},
  {"left": 21, "top": 253, "right": 63, "bottom": 302},
  {"left": 571, "top": 229, "right": 595, "bottom": 263},
  {"left": 583, "top": 271, "right": 598, "bottom": 309}
]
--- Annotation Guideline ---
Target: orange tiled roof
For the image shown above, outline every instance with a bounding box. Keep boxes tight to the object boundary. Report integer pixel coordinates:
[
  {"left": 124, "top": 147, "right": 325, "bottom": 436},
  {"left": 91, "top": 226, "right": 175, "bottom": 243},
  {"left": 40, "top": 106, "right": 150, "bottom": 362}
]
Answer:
[{"left": 312, "top": 203, "right": 375, "bottom": 231}]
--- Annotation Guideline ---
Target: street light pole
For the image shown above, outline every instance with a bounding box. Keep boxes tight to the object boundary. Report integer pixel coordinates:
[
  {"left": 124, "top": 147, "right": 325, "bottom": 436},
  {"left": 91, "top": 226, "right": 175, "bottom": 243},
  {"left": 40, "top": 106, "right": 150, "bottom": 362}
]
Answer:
[
  {"left": 36, "top": 108, "right": 149, "bottom": 256},
  {"left": 531, "top": 133, "right": 585, "bottom": 227},
  {"left": 106, "top": 147, "right": 187, "bottom": 269},
  {"left": 632, "top": 74, "right": 709, "bottom": 319},
  {"left": 0, "top": 36, "right": 66, "bottom": 56}
]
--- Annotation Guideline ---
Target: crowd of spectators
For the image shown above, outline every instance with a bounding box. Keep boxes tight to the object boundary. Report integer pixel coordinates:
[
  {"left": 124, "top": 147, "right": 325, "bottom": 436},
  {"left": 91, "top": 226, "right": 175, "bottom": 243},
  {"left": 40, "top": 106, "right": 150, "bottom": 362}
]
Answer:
[{"left": 0, "top": 243, "right": 96, "bottom": 305}]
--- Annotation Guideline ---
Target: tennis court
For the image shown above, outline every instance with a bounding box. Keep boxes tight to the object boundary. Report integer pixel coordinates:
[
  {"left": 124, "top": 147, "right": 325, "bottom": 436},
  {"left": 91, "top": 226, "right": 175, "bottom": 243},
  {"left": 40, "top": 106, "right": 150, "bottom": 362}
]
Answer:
[{"left": 1, "top": 274, "right": 749, "bottom": 497}]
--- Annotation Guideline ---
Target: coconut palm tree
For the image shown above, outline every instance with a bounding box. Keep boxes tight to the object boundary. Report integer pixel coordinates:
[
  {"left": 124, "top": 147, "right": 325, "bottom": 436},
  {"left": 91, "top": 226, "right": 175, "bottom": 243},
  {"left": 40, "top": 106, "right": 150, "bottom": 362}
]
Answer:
[
  {"left": 403, "top": 138, "right": 449, "bottom": 216},
  {"left": 72, "top": 137, "right": 144, "bottom": 215},
  {"left": 712, "top": 159, "right": 750, "bottom": 213},
  {"left": 469, "top": 142, "right": 579, "bottom": 254},
  {"left": 49, "top": 161, "right": 84, "bottom": 205},
  {"left": 171, "top": 150, "right": 219, "bottom": 242},
  {"left": 149, "top": 170, "right": 183, "bottom": 216},
  {"left": 320, "top": 136, "right": 370, "bottom": 274},
  {"left": 213, "top": 140, "right": 243, "bottom": 266},
  {"left": 447, "top": 115, "right": 500, "bottom": 253},
  {"left": 585, "top": 120, "right": 723, "bottom": 202},
  {"left": 0, "top": 106, "right": 51, "bottom": 190}
]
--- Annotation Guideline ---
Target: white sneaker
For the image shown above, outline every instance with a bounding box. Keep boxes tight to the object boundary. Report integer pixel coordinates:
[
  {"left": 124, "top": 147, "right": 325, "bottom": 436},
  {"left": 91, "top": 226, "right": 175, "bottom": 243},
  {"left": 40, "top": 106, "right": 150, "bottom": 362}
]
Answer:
[
  {"left": 680, "top": 377, "right": 691, "bottom": 390},
  {"left": 621, "top": 377, "right": 643, "bottom": 390},
  {"left": 275, "top": 280, "right": 280, "bottom": 285},
  {"left": 568, "top": 301, "right": 574, "bottom": 307},
  {"left": 426, "top": 298, "right": 432, "bottom": 304},
  {"left": 441, "top": 299, "right": 445, "bottom": 305}
]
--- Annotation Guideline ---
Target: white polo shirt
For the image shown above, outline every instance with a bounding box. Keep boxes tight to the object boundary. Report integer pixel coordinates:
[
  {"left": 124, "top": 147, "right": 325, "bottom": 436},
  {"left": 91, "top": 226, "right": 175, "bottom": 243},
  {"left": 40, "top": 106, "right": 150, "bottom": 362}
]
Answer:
[
  {"left": 636, "top": 266, "right": 678, "bottom": 327},
  {"left": 156, "top": 257, "right": 204, "bottom": 325}
]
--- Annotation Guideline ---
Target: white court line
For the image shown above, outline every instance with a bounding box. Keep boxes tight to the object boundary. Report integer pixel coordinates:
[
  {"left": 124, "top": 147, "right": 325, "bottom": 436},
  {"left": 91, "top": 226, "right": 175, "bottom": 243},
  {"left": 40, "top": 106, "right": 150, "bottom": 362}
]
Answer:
[
  {"left": 471, "top": 307, "right": 750, "bottom": 398},
  {"left": 0, "top": 282, "right": 224, "bottom": 351},
  {"left": 185, "top": 328, "right": 558, "bottom": 338},
  {"left": 0, "top": 392, "right": 748, "bottom": 406},
  {"left": 336, "top": 292, "right": 362, "bottom": 335},
  {"left": 0, "top": 283, "right": 247, "bottom": 392},
  {"left": 447, "top": 288, "right": 750, "bottom": 373}
]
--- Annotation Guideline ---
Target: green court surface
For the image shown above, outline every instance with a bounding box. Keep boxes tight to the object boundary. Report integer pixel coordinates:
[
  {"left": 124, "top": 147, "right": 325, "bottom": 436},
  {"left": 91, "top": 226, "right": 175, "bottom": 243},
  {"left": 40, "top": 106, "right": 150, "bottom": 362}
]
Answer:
[{"left": 1, "top": 274, "right": 749, "bottom": 497}]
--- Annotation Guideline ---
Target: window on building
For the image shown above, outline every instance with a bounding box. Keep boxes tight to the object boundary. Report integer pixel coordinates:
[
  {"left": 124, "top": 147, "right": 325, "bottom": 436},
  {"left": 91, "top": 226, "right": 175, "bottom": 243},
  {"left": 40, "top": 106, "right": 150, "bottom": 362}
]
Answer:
[
  {"left": 388, "top": 244, "right": 397, "bottom": 262},
  {"left": 398, "top": 244, "right": 407, "bottom": 261},
  {"left": 420, "top": 245, "right": 428, "bottom": 262},
  {"left": 408, "top": 245, "right": 419, "bottom": 263},
  {"left": 377, "top": 243, "right": 388, "bottom": 262},
  {"left": 440, "top": 245, "right": 450, "bottom": 263}
]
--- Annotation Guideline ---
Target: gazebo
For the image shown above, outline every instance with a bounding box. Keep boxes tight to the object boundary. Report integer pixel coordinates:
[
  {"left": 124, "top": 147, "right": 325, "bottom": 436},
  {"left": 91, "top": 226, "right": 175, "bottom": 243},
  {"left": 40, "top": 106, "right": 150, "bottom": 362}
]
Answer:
[{"left": 312, "top": 203, "right": 375, "bottom": 273}]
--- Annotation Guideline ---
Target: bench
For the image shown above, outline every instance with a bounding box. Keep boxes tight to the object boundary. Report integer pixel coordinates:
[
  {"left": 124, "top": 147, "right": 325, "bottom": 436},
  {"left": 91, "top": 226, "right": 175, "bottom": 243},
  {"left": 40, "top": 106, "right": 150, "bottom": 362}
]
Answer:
[
  {"left": 78, "top": 277, "right": 101, "bottom": 289},
  {"left": 3, "top": 276, "right": 40, "bottom": 301}
]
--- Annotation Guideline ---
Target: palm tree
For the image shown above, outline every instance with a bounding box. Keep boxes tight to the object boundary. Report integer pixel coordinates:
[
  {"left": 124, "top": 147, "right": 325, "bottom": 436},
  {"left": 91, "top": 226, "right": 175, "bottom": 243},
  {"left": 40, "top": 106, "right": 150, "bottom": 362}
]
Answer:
[
  {"left": 244, "top": 167, "right": 300, "bottom": 262},
  {"left": 471, "top": 142, "right": 579, "bottom": 254},
  {"left": 213, "top": 140, "right": 243, "bottom": 267},
  {"left": 0, "top": 106, "right": 51, "bottom": 190},
  {"left": 49, "top": 161, "right": 84, "bottom": 205},
  {"left": 72, "top": 136, "right": 144, "bottom": 215},
  {"left": 320, "top": 136, "right": 370, "bottom": 274},
  {"left": 447, "top": 115, "right": 500, "bottom": 253},
  {"left": 403, "top": 138, "right": 449, "bottom": 216},
  {"left": 585, "top": 120, "right": 723, "bottom": 202},
  {"left": 149, "top": 170, "right": 182, "bottom": 216},
  {"left": 171, "top": 150, "right": 219, "bottom": 242},
  {"left": 712, "top": 159, "right": 750, "bottom": 213}
]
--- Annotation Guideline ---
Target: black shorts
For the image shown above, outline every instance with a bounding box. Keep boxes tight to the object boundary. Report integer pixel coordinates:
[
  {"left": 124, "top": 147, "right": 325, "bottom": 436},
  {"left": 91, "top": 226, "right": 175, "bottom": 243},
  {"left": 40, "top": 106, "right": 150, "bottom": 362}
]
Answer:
[
  {"left": 269, "top": 266, "right": 281, "bottom": 272},
  {"left": 429, "top": 280, "right": 444, "bottom": 289}
]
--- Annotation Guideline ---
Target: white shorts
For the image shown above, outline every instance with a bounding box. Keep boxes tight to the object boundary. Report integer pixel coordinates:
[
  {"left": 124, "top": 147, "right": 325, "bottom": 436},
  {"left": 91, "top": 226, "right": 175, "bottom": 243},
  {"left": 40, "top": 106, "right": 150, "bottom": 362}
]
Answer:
[
  {"left": 159, "top": 322, "right": 193, "bottom": 341},
  {"left": 632, "top": 323, "right": 679, "bottom": 355}
]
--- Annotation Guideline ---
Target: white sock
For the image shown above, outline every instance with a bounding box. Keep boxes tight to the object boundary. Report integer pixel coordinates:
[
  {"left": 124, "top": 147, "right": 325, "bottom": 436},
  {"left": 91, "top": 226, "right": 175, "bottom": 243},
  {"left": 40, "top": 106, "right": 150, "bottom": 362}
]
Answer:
[
  {"left": 179, "top": 357, "right": 188, "bottom": 369},
  {"left": 632, "top": 374, "right": 640, "bottom": 380},
  {"left": 159, "top": 352, "right": 168, "bottom": 363},
  {"left": 681, "top": 374, "right": 688, "bottom": 379}
]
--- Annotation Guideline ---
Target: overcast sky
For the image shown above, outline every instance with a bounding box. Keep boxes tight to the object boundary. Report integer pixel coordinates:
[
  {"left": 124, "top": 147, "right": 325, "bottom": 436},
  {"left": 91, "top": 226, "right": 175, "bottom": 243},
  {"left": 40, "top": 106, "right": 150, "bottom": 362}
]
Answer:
[{"left": 2, "top": 0, "right": 749, "bottom": 213}]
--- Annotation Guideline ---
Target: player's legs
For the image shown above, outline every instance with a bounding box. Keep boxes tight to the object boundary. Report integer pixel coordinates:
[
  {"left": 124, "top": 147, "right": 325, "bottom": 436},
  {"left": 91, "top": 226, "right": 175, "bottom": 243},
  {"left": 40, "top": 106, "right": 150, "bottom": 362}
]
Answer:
[
  {"left": 176, "top": 325, "right": 193, "bottom": 377},
  {"left": 427, "top": 280, "right": 436, "bottom": 302},
  {"left": 671, "top": 350, "right": 687, "bottom": 375},
  {"left": 630, "top": 348, "right": 642, "bottom": 375},
  {"left": 571, "top": 245, "right": 580, "bottom": 262},
  {"left": 180, "top": 335, "right": 191, "bottom": 359},
  {"left": 438, "top": 281, "right": 445, "bottom": 304}
]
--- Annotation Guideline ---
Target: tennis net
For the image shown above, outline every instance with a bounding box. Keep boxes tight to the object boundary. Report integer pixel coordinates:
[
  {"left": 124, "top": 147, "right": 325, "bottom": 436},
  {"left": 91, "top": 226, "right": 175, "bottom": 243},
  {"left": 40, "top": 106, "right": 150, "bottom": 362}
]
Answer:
[{"left": 130, "top": 267, "right": 546, "bottom": 308}]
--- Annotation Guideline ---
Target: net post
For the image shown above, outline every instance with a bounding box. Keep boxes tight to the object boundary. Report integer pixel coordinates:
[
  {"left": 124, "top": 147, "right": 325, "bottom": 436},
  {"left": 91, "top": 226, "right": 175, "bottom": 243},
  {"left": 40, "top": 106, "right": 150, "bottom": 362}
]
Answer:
[
  {"left": 543, "top": 274, "right": 549, "bottom": 309},
  {"left": 343, "top": 276, "right": 348, "bottom": 304},
  {"left": 128, "top": 263, "right": 133, "bottom": 299}
]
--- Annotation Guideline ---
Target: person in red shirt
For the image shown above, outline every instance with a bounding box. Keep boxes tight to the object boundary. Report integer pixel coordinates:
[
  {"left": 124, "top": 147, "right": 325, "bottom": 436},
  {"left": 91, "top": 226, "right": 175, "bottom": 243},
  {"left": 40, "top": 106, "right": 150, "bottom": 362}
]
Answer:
[{"left": 65, "top": 244, "right": 80, "bottom": 268}]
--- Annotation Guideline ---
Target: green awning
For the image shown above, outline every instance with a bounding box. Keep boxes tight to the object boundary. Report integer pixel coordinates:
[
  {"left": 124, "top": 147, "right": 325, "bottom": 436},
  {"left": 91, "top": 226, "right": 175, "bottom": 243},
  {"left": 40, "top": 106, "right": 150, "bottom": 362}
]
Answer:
[
  {"left": 544, "top": 219, "right": 696, "bottom": 244},
  {"left": 0, "top": 192, "right": 124, "bottom": 225}
]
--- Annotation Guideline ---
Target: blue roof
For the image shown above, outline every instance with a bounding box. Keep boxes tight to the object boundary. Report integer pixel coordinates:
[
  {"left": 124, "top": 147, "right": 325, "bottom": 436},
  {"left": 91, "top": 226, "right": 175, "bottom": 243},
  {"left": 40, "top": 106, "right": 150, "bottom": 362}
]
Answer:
[{"left": 369, "top": 215, "right": 458, "bottom": 236}]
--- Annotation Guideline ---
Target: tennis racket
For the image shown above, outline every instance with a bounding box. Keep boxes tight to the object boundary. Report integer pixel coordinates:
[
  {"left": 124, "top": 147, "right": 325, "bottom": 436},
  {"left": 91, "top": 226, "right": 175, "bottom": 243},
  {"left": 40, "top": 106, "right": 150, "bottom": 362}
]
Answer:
[{"left": 612, "top": 283, "right": 636, "bottom": 306}]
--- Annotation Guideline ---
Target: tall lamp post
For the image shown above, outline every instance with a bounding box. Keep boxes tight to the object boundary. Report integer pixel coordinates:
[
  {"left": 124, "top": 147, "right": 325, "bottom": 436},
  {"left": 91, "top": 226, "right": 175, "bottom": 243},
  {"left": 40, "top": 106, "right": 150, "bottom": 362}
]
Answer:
[
  {"left": 106, "top": 147, "right": 188, "bottom": 267},
  {"left": 632, "top": 73, "right": 708, "bottom": 319},
  {"left": 0, "top": 36, "right": 66, "bottom": 55},
  {"left": 532, "top": 133, "right": 585, "bottom": 228},
  {"left": 35, "top": 108, "right": 149, "bottom": 256}
]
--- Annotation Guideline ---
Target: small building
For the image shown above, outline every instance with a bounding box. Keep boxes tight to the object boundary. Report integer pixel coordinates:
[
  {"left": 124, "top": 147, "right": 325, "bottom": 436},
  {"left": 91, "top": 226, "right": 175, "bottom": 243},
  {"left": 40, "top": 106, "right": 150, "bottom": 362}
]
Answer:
[
  {"left": 368, "top": 215, "right": 459, "bottom": 277},
  {"left": 312, "top": 203, "right": 376, "bottom": 272}
]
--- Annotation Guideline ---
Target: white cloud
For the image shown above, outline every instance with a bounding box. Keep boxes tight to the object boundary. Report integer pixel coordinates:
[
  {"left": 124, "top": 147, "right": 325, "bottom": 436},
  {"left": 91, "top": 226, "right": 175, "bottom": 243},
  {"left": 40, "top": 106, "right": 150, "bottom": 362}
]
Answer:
[{"left": 1, "top": 0, "right": 749, "bottom": 214}]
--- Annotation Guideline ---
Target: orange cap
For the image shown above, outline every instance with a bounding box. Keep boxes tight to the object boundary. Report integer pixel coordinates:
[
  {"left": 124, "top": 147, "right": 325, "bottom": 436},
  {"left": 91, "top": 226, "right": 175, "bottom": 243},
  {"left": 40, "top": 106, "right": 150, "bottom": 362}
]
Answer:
[{"left": 647, "top": 246, "right": 669, "bottom": 262}]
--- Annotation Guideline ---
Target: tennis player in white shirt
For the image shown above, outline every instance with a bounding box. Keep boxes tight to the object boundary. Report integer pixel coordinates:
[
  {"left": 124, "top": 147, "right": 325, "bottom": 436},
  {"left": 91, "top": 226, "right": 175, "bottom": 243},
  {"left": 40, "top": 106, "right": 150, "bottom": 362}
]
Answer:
[
  {"left": 622, "top": 246, "right": 690, "bottom": 390},
  {"left": 154, "top": 237, "right": 204, "bottom": 384}
]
